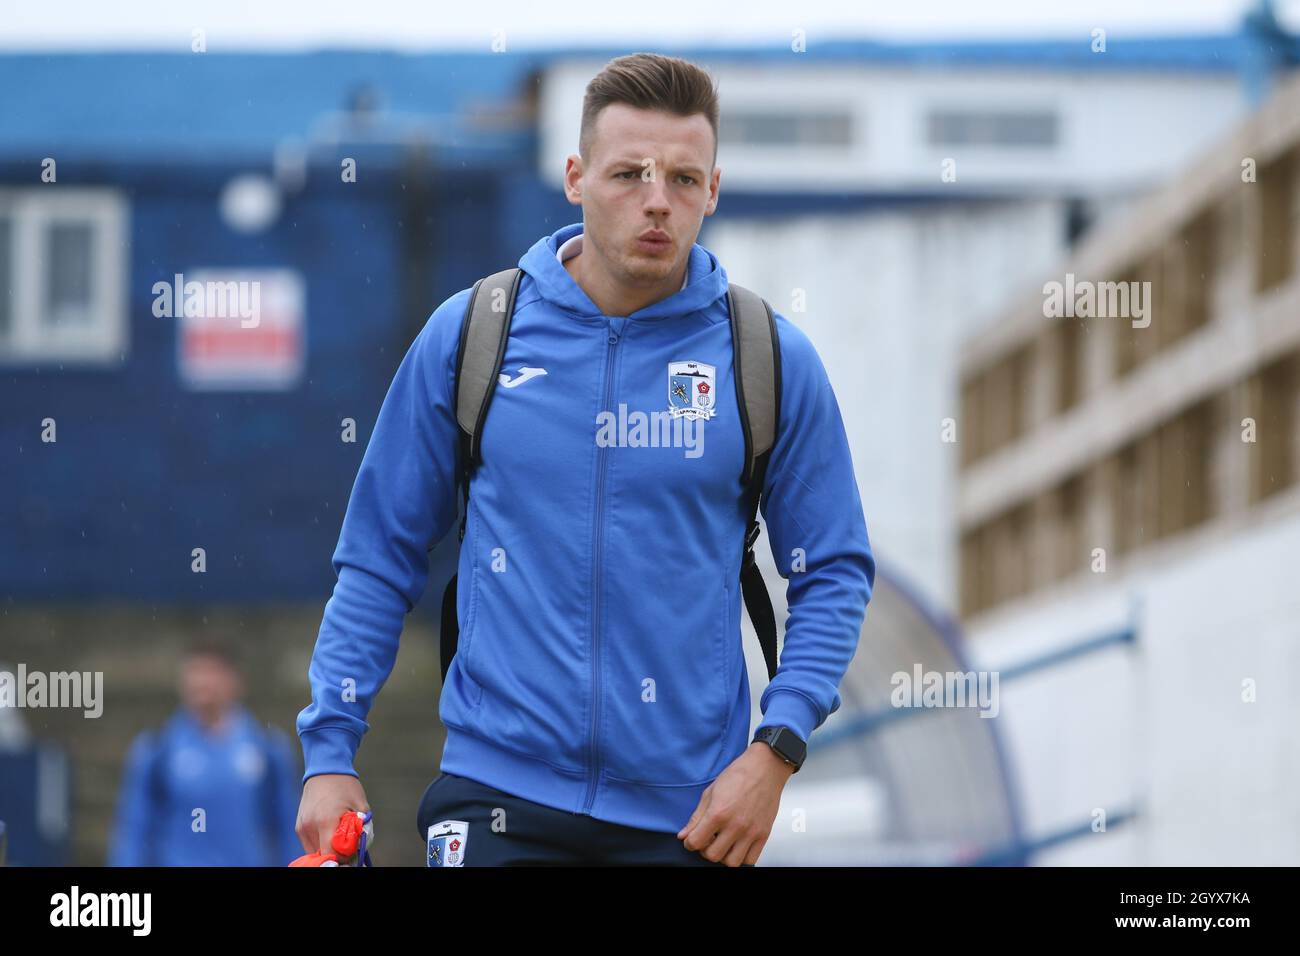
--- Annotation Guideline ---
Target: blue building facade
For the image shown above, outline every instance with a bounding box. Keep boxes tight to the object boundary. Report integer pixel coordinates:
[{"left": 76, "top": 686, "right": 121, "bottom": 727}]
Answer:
[{"left": 2, "top": 24, "right": 1297, "bottom": 605}]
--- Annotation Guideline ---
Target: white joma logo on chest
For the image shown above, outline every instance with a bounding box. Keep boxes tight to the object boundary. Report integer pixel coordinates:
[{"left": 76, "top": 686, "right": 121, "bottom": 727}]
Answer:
[{"left": 498, "top": 366, "right": 548, "bottom": 388}]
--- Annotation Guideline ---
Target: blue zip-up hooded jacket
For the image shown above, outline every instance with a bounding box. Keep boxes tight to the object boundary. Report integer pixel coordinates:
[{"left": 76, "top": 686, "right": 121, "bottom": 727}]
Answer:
[
  {"left": 297, "top": 221, "right": 875, "bottom": 835},
  {"left": 109, "top": 706, "right": 302, "bottom": 866}
]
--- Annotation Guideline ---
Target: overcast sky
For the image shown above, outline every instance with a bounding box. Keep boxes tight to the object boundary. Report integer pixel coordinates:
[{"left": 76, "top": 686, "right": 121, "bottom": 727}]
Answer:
[{"left": 2, "top": 0, "right": 1298, "bottom": 51}]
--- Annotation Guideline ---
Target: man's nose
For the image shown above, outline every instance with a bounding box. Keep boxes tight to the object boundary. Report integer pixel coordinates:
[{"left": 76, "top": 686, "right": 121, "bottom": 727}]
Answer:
[{"left": 641, "top": 174, "right": 671, "bottom": 214}]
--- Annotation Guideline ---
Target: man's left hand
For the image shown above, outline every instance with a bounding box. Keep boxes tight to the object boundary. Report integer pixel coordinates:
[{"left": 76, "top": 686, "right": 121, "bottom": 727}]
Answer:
[{"left": 676, "top": 741, "right": 794, "bottom": 866}]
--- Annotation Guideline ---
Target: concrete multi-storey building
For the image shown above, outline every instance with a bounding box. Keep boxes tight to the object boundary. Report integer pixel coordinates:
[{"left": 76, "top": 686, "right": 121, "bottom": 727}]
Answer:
[{"left": 957, "top": 70, "right": 1300, "bottom": 865}]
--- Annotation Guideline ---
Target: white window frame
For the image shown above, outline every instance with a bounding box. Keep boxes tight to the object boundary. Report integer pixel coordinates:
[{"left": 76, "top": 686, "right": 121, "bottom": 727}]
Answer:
[
  {"left": 0, "top": 188, "right": 129, "bottom": 364},
  {"left": 924, "top": 106, "right": 1060, "bottom": 149}
]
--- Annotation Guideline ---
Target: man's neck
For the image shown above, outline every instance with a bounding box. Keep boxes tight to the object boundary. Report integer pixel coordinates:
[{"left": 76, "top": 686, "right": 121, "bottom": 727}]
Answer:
[
  {"left": 193, "top": 707, "right": 232, "bottom": 735},
  {"left": 564, "top": 248, "right": 687, "bottom": 318}
]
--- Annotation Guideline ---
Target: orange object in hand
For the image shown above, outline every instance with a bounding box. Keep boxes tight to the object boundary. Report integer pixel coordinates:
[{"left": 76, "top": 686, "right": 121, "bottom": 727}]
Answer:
[{"left": 289, "top": 810, "right": 374, "bottom": 867}]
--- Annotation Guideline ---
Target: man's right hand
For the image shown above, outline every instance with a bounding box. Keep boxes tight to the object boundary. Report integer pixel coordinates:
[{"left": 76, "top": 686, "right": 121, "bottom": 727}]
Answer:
[{"left": 296, "top": 774, "right": 371, "bottom": 855}]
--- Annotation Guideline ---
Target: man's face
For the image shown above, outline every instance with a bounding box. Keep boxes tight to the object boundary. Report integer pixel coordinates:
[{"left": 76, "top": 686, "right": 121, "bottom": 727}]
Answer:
[
  {"left": 564, "top": 103, "right": 720, "bottom": 288},
  {"left": 180, "top": 653, "right": 240, "bottom": 718}
]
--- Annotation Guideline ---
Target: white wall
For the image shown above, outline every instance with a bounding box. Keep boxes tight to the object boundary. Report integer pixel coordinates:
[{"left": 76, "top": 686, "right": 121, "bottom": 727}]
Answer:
[
  {"left": 539, "top": 61, "right": 1245, "bottom": 195},
  {"left": 966, "top": 492, "right": 1300, "bottom": 865},
  {"left": 707, "top": 199, "right": 1068, "bottom": 607}
]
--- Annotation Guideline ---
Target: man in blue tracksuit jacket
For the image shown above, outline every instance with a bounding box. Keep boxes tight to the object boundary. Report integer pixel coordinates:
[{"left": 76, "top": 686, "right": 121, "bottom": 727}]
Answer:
[
  {"left": 110, "top": 641, "right": 302, "bottom": 866},
  {"left": 295, "top": 52, "right": 874, "bottom": 867}
]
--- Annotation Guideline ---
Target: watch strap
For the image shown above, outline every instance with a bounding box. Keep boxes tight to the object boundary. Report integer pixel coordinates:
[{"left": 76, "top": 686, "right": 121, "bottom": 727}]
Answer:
[{"left": 753, "top": 725, "right": 806, "bottom": 772}]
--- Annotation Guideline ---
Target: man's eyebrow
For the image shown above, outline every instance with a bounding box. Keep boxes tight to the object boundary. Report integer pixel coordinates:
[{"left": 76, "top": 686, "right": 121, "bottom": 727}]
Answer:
[{"left": 609, "top": 157, "right": 707, "bottom": 177}]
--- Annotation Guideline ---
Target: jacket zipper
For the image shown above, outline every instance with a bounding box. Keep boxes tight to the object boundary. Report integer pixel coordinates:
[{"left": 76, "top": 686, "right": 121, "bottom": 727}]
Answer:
[{"left": 583, "top": 316, "right": 624, "bottom": 815}]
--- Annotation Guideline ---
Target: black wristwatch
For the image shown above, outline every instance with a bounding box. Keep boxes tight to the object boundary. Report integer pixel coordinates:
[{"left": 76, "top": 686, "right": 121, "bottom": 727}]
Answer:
[{"left": 753, "top": 725, "right": 806, "bottom": 773}]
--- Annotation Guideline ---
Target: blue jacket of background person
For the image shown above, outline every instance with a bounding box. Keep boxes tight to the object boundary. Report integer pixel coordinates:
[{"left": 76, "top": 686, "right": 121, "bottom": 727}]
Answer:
[{"left": 109, "top": 705, "right": 302, "bottom": 866}]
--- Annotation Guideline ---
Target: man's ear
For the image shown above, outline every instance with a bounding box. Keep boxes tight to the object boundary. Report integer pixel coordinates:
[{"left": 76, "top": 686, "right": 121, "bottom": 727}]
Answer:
[
  {"left": 564, "top": 154, "right": 583, "bottom": 206},
  {"left": 704, "top": 166, "right": 721, "bottom": 216}
]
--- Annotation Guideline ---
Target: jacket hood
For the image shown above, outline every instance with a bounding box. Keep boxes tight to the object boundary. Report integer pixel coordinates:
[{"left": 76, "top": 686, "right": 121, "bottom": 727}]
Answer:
[{"left": 517, "top": 221, "right": 729, "bottom": 321}]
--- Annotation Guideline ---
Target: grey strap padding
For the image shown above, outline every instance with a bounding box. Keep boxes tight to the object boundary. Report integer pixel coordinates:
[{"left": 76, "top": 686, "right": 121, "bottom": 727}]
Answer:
[
  {"left": 456, "top": 268, "right": 522, "bottom": 459},
  {"left": 458, "top": 270, "right": 776, "bottom": 484},
  {"left": 728, "top": 283, "right": 778, "bottom": 483}
]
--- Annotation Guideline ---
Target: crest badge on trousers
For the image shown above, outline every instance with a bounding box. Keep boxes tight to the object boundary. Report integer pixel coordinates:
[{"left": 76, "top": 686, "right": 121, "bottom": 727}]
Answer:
[{"left": 427, "top": 819, "right": 469, "bottom": 867}]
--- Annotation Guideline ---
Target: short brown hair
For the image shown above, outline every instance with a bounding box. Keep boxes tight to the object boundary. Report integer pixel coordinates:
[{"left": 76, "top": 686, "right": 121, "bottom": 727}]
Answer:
[
  {"left": 185, "top": 635, "right": 242, "bottom": 674},
  {"left": 579, "top": 53, "right": 720, "bottom": 166}
]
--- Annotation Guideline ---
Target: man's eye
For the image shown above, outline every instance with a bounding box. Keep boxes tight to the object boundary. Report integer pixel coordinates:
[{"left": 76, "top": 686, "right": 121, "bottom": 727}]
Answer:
[
  {"left": 677, "top": 175, "right": 696, "bottom": 185},
  {"left": 616, "top": 170, "right": 638, "bottom": 180}
]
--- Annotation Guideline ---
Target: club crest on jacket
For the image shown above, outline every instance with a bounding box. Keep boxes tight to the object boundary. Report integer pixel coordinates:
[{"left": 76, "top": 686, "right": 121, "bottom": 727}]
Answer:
[{"left": 667, "top": 360, "right": 716, "bottom": 420}]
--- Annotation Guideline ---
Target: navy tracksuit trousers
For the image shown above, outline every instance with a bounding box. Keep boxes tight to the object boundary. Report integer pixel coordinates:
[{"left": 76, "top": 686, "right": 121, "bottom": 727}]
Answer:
[{"left": 417, "top": 771, "right": 749, "bottom": 866}]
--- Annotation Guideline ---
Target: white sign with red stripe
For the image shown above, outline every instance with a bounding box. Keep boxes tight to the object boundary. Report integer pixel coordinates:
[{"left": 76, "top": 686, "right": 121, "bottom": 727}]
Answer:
[{"left": 174, "top": 268, "right": 305, "bottom": 390}]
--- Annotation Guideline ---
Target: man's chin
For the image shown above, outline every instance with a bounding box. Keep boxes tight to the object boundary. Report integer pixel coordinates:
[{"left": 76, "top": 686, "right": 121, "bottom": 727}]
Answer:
[{"left": 619, "top": 255, "right": 678, "bottom": 284}]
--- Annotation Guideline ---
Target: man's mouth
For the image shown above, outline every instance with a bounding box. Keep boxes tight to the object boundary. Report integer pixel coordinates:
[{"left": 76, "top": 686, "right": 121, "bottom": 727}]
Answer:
[{"left": 635, "top": 230, "right": 672, "bottom": 253}]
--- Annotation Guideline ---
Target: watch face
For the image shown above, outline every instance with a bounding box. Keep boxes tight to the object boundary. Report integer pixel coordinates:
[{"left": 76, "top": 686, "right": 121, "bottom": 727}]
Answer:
[
  {"left": 780, "top": 729, "right": 807, "bottom": 764},
  {"left": 764, "top": 727, "right": 806, "bottom": 767}
]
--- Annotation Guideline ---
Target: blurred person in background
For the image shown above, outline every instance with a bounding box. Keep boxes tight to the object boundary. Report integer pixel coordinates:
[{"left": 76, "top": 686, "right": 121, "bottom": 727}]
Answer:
[
  {"left": 0, "top": 661, "right": 31, "bottom": 752},
  {"left": 0, "top": 660, "right": 30, "bottom": 866},
  {"left": 108, "top": 639, "right": 301, "bottom": 866}
]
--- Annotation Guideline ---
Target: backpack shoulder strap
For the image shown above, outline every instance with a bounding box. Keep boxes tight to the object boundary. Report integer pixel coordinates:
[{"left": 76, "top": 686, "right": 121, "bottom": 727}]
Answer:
[
  {"left": 456, "top": 268, "right": 524, "bottom": 467},
  {"left": 128, "top": 725, "right": 170, "bottom": 866},
  {"left": 726, "top": 283, "right": 780, "bottom": 485},
  {"left": 441, "top": 267, "right": 522, "bottom": 683},
  {"left": 144, "top": 723, "right": 171, "bottom": 807},
  {"left": 726, "top": 283, "right": 783, "bottom": 683}
]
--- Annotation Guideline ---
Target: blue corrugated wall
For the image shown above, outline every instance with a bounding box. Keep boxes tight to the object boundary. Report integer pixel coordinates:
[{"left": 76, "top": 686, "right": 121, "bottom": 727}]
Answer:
[{"left": 0, "top": 157, "right": 572, "bottom": 603}]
